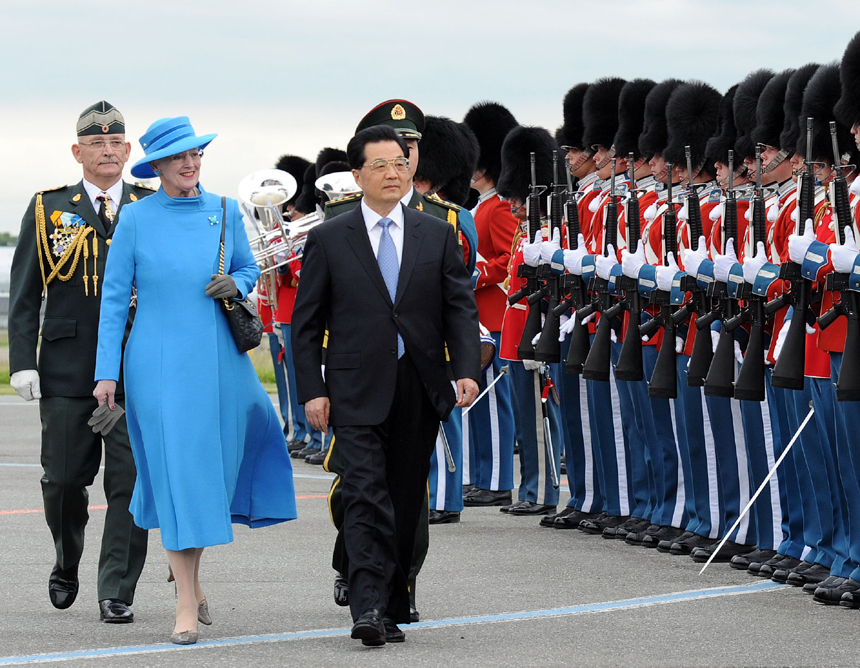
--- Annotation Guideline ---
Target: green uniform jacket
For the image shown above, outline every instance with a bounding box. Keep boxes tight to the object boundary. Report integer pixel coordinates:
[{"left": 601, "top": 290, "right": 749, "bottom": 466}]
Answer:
[{"left": 8, "top": 180, "right": 155, "bottom": 398}]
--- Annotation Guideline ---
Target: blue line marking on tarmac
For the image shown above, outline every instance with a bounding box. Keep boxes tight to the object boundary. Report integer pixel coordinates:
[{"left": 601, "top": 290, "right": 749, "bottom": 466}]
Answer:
[{"left": 0, "top": 582, "right": 783, "bottom": 665}]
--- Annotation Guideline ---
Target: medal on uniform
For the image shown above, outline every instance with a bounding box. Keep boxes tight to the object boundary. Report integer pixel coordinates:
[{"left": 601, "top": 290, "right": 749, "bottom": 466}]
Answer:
[{"left": 49, "top": 211, "right": 86, "bottom": 258}]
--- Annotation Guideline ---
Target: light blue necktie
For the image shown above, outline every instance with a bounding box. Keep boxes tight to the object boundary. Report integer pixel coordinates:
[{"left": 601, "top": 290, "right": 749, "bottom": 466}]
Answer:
[{"left": 377, "top": 217, "right": 404, "bottom": 358}]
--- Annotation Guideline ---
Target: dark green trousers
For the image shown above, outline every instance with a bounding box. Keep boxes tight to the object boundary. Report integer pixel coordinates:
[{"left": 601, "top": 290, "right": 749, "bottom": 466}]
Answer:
[{"left": 39, "top": 396, "right": 148, "bottom": 604}]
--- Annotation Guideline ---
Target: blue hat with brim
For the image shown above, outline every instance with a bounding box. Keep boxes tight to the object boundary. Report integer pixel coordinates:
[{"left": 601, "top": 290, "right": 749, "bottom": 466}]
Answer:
[{"left": 131, "top": 116, "right": 217, "bottom": 179}]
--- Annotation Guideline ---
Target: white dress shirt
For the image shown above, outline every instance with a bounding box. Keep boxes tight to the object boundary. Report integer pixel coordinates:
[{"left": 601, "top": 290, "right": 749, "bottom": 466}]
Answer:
[
  {"left": 82, "top": 178, "right": 124, "bottom": 219},
  {"left": 361, "top": 198, "right": 404, "bottom": 265}
]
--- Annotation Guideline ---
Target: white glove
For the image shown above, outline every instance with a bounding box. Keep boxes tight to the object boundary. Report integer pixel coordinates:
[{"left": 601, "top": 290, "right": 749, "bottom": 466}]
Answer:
[
  {"left": 522, "top": 229, "right": 543, "bottom": 267},
  {"left": 788, "top": 219, "right": 815, "bottom": 264},
  {"left": 743, "top": 241, "right": 768, "bottom": 285},
  {"left": 10, "top": 370, "right": 41, "bottom": 401},
  {"left": 595, "top": 244, "right": 619, "bottom": 280},
  {"left": 675, "top": 335, "right": 685, "bottom": 353},
  {"left": 734, "top": 340, "right": 744, "bottom": 364},
  {"left": 582, "top": 311, "right": 597, "bottom": 325},
  {"left": 711, "top": 329, "right": 720, "bottom": 353},
  {"left": 610, "top": 329, "right": 618, "bottom": 343},
  {"left": 557, "top": 314, "right": 570, "bottom": 342},
  {"left": 273, "top": 322, "right": 285, "bottom": 348},
  {"left": 773, "top": 321, "right": 788, "bottom": 361},
  {"left": 713, "top": 238, "right": 738, "bottom": 283},
  {"left": 563, "top": 234, "right": 588, "bottom": 275},
  {"left": 540, "top": 228, "right": 561, "bottom": 263},
  {"left": 621, "top": 240, "right": 647, "bottom": 279},
  {"left": 523, "top": 359, "right": 542, "bottom": 371},
  {"left": 656, "top": 252, "right": 680, "bottom": 292},
  {"left": 831, "top": 226, "right": 859, "bottom": 273},
  {"left": 682, "top": 235, "right": 709, "bottom": 277}
]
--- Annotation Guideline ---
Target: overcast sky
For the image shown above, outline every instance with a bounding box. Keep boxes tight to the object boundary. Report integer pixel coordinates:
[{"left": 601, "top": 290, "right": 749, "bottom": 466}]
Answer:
[{"left": 2, "top": 0, "right": 858, "bottom": 235}]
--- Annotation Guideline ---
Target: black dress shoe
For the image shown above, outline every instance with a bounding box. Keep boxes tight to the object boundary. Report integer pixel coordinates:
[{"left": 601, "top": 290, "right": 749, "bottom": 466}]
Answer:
[
  {"left": 383, "top": 617, "right": 406, "bottom": 643},
  {"left": 668, "top": 533, "right": 715, "bottom": 556},
  {"left": 351, "top": 609, "right": 385, "bottom": 646},
  {"left": 500, "top": 500, "right": 525, "bottom": 513},
  {"left": 657, "top": 531, "right": 694, "bottom": 554},
  {"left": 839, "top": 580, "right": 860, "bottom": 608},
  {"left": 787, "top": 563, "right": 830, "bottom": 587},
  {"left": 640, "top": 525, "right": 685, "bottom": 548},
  {"left": 306, "top": 451, "right": 327, "bottom": 465},
  {"left": 333, "top": 573, "right": 349, "bottom": 607},
  {"left": 730, "top": 548, "right": 776, "bottom": 571},
  {"left": 409, "top": 605, "right": 419, "bottom": 623},
  {"left": 690, "top": 540, "right": 755, "bottom": 563},
  {"left": 808, "top": 575, "right": 845, "bottom": 598},
  {"left": 771, "top": 559, "right": 813, "bottom": 584},
  {"left": 759, "top": 554, "right": 801, "bottom": 578},
  {"left": 429, "top": 510, "right": 461, "bottom": 524},
  {"left": 624, "top": 524, "right": 660, "bottom": 546},
  {"left": 748, "top": 552, "right": 785, "bottom": 576},
  {"left": 49, "top": 563, "right": 79, "bottom": 610},
  {"left": 508, "top": 501, "right": 556, "bottom": 516},
  {"left": 287, "top": 439, "right": 307, "bottom": 453},
  {"left": 464, "top": 489, "right": 512, "bottom": 507},
  {"left": 604, "top": 517, "right": 649, "bottom": 539},
  {"left": 99, "top": 599, "right": 134, "bottom": 623},
  {"left": 580, "top": 514, "right": 629, "bottom": 535},
  {"left": 554, "top": 510, "right": 601, "bottom": 529},
  {"left": 541, "top": 506, "right": 573, "bottom": 527}
]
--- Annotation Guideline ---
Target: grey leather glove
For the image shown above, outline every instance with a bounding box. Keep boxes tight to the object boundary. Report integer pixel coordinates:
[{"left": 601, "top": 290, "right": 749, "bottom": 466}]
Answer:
[
  {"left": 88, "top": 403, "right": 125, "bottom": 436},
  {"left": 205, "top": 274, "right": 238, "bottom": 299}
]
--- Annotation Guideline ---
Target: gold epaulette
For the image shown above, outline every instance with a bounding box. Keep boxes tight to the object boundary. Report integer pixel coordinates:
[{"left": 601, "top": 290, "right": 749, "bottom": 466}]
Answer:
[
  {"left": 133, "top": 182, "right": 157, "bottom": 191},
  {"left": 37, "top": 185, "right": 67, "bottom": 195},
  {"left": 426, "top": 193, "right": 461, "bottom": 211},
  {"left": 325, "top": 192, "right": 363, "bottom": 207}
]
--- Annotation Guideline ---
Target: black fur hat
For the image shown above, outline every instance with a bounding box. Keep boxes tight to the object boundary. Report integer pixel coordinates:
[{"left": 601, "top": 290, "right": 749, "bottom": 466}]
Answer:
[
  {"left": 638, "top": 79, "right": 683, "bottom": 158},
  {"left": 582, "top": 77, "right": 627, "bottom": 151},
  {"left": 705, "top": 85, "right": 739, "bottom": 167},
  {"left": 414, "top": 116, "right": 479, "bottom": 207},
  {"left": 317, "top": 161, "right": 350, "bottom": 178},
  {"left": 835, "top": 31, "right": 860, "bottom": 129},
  {"left": 315, "top": 147, "right": 348, "bottom": 177},
  {"left": 780, "top": 64, "right": 820, "bottom": 152},
  {"left": 733, "top": 69, "right": 774, "bottom": 161},
  {"left": 274, "top": 154, "right": 311, "bottom": 206},
  {"left": 797, "top": 63, "right": 859, "bottom": 164},
  {"left": 293, "top": 163, "right": 318, "bottom": 215},
  {"left": 752, "top": 69, "right": 795, "bottom": 150},
  {"left": 497, "top": 126, "right": 556, "bottom": 205},
  {"left": 613, "top": 79, "right": 657, "bottom": 161},
  {"left": 559, "top": 83, "right": 590, "bottom": 150},
  {"left": 463, "top": 101, "right": 519, "bottom": 185},
  {"left": 662, "top": 81, "right": 722, "bottom": 172}
]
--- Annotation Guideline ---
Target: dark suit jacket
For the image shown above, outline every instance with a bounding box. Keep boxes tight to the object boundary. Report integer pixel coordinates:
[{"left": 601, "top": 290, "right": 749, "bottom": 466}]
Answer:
[
  {"left": 8, "top": 180, "right": 153, "bottom": 397},
  {"left": 292, "top": 204, "right": 480, "bottom": 426}
]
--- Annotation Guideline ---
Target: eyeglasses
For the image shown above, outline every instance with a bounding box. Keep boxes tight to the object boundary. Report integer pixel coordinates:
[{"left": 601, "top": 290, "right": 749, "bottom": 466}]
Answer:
[
  {"left": 79, "top": 140, "right": 126, "bottom": 151},
  {"left": 168, "top": 149, "right": 204, "bottom": 162},
  {"left": 362, "top": 157, "right": 409, "bottom": 173}
]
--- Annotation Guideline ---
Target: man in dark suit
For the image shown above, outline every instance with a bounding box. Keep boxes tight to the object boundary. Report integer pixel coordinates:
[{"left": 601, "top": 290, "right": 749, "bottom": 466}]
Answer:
[
  {"left": 292, "top": 125, "right": 480, "bottom": 646},
  {"left": 8, "top": 102, "right": 152, "bottom": 622}
]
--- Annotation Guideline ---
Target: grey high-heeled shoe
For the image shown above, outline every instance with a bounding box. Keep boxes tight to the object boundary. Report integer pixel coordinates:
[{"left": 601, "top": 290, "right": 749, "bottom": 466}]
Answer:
[
  {"left": 197, "top": 599, "right": 212, "bottom": 625},
  {"left": 169, "top": 630, "right": 198, "bottom": 645}
]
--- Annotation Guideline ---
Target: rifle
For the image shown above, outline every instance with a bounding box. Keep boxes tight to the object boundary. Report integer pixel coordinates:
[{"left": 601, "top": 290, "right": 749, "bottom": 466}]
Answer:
[
  {"left": 769, "top": 118, "right": 815, "bottom": 390},
  {"left": 534, "top": 150, "right": 565, "bottom": 363},
  {"left": 581, "top": 158, "right": 623, "bottom": 382},
  {"left": 817, "top": 122, "right": 860, "bottom": 400},
  {"left": 639, "top": 165, "right": 679, "bottom": 398},
  {"left": 614, "top": 152, "right": 646, "bottom": 381}
]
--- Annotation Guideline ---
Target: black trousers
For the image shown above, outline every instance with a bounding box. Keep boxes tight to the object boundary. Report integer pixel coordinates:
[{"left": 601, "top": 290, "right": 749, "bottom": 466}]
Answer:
[
  {"left": 335, "top": 353, "right": 439, "bottom": 624},
  {"left": 39, "top": 396, "right": 148, "bottom": 603}
]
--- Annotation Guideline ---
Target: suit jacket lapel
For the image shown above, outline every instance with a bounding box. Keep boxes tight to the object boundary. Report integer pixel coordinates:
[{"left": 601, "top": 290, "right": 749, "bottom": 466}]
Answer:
[
  {"left": 69, "top": 181, "right": 108, "bottom": 237},
  {"left": 344, "top": 206, "right": 393, "bottom": 305},
  {"left": 395, "top": 204, "right": 422, "bottom": 307}
]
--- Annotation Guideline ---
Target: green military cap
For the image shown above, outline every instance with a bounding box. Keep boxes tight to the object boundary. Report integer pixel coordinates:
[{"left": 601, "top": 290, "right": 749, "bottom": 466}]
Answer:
[
  {"left": 76, "top": 100, "right": 125, "bottom": 136},
  {"left": 355, "top": 99, "right": 424, "bottom": 140}
]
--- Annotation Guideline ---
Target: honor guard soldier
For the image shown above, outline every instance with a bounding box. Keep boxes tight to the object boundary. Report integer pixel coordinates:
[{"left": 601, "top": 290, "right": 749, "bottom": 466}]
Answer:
[
  {"left": 461, "top": 101, "right": 520, "bottom": 510},
  {"left": 8, "top": 102, "right": 153, "bottom": 622}
]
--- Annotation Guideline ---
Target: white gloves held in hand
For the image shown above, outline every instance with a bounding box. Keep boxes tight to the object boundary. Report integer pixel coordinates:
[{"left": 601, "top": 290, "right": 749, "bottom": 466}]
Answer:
[{"left": 10, "top": 370, "right": 41, "bottom": 401}]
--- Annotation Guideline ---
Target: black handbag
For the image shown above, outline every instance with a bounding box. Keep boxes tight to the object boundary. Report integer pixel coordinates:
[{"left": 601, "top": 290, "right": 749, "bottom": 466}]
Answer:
[{"left": 218, "top": 196, "right": 264, "bottom": 352}]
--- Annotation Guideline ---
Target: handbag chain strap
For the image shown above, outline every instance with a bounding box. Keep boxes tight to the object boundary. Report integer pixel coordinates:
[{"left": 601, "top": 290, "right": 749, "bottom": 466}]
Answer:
[{"left": 218, "top": 196, "right": 235, "bottom": 311}]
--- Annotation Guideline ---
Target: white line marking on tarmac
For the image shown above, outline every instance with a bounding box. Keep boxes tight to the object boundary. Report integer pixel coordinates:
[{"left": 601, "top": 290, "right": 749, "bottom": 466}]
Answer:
[{"left": 0, "top": 582, "right": 783, "bottom": 665}]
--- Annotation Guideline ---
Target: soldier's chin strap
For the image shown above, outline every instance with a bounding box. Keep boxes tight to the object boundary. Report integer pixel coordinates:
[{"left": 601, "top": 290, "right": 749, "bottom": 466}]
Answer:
[{"left": 762, "top": 147, "right": 791, "bottom": 174}]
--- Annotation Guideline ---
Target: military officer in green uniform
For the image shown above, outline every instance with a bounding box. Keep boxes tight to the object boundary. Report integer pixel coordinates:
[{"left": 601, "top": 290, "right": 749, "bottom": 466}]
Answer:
[
  {"left": 323, "top": 99, "right": 470, "bottom": 623},
  {"left": 8, "top": 102, "right": 153, "bottom": 623}
]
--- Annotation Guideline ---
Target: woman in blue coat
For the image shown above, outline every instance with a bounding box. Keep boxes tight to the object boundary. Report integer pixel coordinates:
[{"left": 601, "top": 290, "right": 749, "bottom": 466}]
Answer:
[{"left": 94, "top": 117, "right": 297, "bottom": 645}]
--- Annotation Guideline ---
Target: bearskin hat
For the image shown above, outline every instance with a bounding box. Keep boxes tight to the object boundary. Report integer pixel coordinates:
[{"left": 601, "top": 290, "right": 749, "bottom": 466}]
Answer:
[
  {"left": 751, "top": 69, "right": 795, "bottom": 150},
  {"left": 462, "top": 101, "right": 519, "bottom": 185},
  {"left": 733, "top": 69, "right": 774, "bottom": 161},
  {"left": 414, "top": 116, "right": 479, "bottom": 207},
  {"left": 497, "top": 126, "right": 556, "bottom": 206},
  {"left": 318, "top": 161, "right": 350, "bottom": 178},
  {"left": 559, "top": 83, "right": 590, "bottom": 150},
  {"left": 315, "top": 147, "right": 348, "bottom": 177},
  {"left": 705, "top": 85, "right": 739, "bottom": 167},
  {"left": 780, "top": 64, "right": 820, "bottom": 152},
  {"left": 274, "top": 154, "right": 311, "bottom": 206},
  {"left": 582, "top": 77, "right": 627, "bottom": 151},
  {"left": 293, "top": 163, "right": 318, "bottom": 215},
  {"left": 797, "top": 63, "right": 859, "bottom": 165},
  {"left": 835, "top": 31, "right": 860, "bottom": 128},
  {"left": 662, "top": 81, "right": 722, "bottom": 173},
  {"left": 613, "top": 79, "right": 657, "bottom": 160},
  {"left": 638, "top": 79, "right": 684, "bottom": 158}
]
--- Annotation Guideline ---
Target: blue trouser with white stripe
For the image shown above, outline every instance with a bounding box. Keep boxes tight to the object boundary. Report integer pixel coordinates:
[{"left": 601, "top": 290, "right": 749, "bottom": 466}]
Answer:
[
  {"left": 429, "top": 408, "right": 464, "bottom": 512},
  {"left": 831, "top": 353, "right": 860, "bottom": 580},
  {"left": 466, "top": 332, "right": 515, "bottom": 492},
  {"left": 268, "top": 332, "right": 292, "bottom": 435},
  {"left": 613, "top": 342, "right": 650, "bottom": 521},
  {"left": 510, "top": 361, "right": 563, "bottom": 506},
  {"left": 281, "top": 322, "right": 312, "bottom": 444},
  {"left": 558, "top": 337, "right": 602, "bottom": 513}
]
